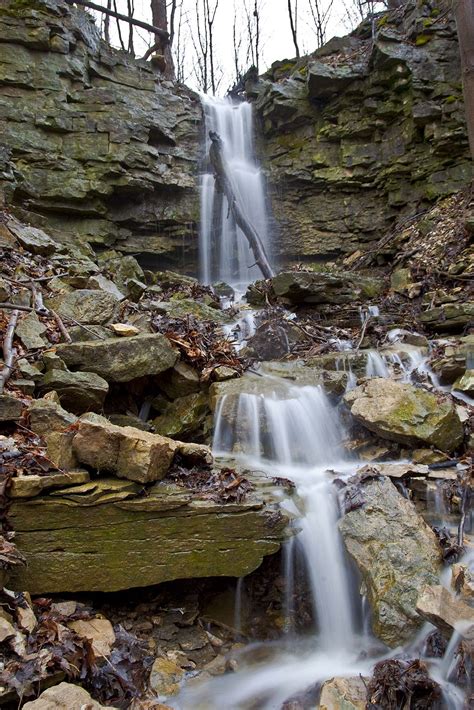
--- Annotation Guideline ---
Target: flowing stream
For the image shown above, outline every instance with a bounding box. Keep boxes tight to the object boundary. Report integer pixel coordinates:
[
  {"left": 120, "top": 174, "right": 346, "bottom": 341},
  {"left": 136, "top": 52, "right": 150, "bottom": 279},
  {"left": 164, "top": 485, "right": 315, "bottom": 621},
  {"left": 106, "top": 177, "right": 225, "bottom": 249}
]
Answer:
[{"left": 190, "top": 97, "right": 470, "bottom": 709}]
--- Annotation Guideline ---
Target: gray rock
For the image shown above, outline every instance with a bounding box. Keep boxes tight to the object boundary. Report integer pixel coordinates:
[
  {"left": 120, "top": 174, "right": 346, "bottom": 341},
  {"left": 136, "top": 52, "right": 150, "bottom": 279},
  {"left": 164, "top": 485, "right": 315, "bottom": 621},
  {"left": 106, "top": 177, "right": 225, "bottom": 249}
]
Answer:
[
  {"left": 16, "top": 312, "right": 47, "bottom": 349},
  {"left": 22, "top": 682, "right": 115, "bottom": 710},
  {"left": 46, "top": 289, "right": 119, "bottom": 325},
  {"left": 28, "top": 397, "right": 77, "bottom": 437},
  {"left": 252, "top": 271, "right": 383, "bottom": 306},
  {"left": 39, "top": 369, "right": 109, "bottom": 414},
  {"left": 6, "top": 218, "right": 56, "bottom": 256},
  {"left": 339, "top": 475, "right": 441, "bottom": 646},
  {"left": 0, "top": 394, "right": 23, "bottom": 421},
  {"left": 308, "top": 61, "right": 365, "bottom": 99},
  {"left": 56, "top": 333, "right": 178, "bottom": 382},
  {"left": 344, "top": 378, "right": 464, "bottom": 453}
]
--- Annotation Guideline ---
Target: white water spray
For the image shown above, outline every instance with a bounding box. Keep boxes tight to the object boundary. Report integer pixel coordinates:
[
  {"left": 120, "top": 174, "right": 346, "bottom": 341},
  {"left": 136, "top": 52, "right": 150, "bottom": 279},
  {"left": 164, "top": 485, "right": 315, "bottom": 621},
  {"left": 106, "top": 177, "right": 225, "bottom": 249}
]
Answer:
[{"left": 199, "top": 97, "right": 271, "bottom": 292}]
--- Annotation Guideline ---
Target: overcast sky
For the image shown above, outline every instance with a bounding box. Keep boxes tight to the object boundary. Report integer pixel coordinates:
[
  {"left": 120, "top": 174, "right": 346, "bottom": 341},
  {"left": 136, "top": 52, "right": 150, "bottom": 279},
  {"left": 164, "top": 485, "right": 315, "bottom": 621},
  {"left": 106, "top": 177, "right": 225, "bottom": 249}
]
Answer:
[{"left": 90, "top": 1, "right": 382, "bottom": 92}]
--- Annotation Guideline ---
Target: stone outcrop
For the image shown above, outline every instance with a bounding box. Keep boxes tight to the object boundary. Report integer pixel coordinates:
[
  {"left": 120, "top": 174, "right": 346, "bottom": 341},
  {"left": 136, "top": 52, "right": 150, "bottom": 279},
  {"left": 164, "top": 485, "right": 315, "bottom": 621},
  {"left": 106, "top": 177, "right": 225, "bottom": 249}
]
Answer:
[
  {"left": 0, "top": 0, "right": 200, "bottom": 267},
  {"left": 8, "top": 476, "right": 288, "bottom": 594},
  {"left": 253, "top": 1, "right": 471, "bottom": 262},
  {"left": 344, "top": 378, "right": 464, "bottom": 453},
  {"left": 339, "top": 474, "right": 442, "bottom": 647}
]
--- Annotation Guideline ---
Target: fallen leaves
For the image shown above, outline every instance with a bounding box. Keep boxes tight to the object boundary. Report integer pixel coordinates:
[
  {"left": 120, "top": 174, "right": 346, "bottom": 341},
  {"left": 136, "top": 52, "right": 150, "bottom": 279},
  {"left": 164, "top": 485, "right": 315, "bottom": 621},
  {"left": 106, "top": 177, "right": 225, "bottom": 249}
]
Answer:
[{"left": 169, "top": 461, "right": 254, "bottom": 504}]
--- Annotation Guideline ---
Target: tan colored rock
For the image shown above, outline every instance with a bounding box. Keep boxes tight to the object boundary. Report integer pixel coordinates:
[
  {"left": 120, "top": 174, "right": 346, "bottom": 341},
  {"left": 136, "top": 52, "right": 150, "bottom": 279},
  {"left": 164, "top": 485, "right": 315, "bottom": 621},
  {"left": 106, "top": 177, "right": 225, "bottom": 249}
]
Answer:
[
  {"left": 22, "top": 682, "right": 116, "bottom": 709},
  {"left": 175, "top": 441, "right": 213, "bottom": 467},
  {"left": 339, "top": 475, "right": 442, "bottom": 647},
  {"left": 28, "top": 398, "right": 77, "bottom": 437},
  {"left": 69, "top": 617, "right": 115, "bottom": 659},
  {"left": 72, "top": 418, "right": 122, "bottom": 472},
  {"left": 46, "top": 432, "right": 79, "bottom": 470},
  {"left": 149, "top": 657, "right": 184, "bottom": 696},
  {"left": 72, "top": 418, "right": 177, "bottom": 483},
  {"left": 117, "top": 427, "right": 176, "bottom": 483},
  {"left": 416, "top": 585, "right": 474, "bottom": 637},
  {"left": 319, "top": 676, "right": 368, "bottom": 710},
  {"left": 10, "top": 471, "right": 90, "bottom": 499},
  {"left": 451, "top": 564, "right": 474, "bottom": 601},
  {"left": 110, "top": 322, "right": 140, "bottom": 336}
]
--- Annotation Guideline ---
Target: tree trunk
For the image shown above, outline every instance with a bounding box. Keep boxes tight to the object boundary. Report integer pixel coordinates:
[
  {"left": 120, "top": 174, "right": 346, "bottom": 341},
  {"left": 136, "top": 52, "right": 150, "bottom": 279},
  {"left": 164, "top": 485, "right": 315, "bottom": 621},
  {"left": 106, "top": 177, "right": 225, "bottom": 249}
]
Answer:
[
  {"left": 150, "top": 0, "right": 175, "bottom": 78},
  {"left": 453, "top": 0, "right": 474, "bottom": 160},
  {"left": 209, "top": 132, "right": 273, "bottom": 280}
]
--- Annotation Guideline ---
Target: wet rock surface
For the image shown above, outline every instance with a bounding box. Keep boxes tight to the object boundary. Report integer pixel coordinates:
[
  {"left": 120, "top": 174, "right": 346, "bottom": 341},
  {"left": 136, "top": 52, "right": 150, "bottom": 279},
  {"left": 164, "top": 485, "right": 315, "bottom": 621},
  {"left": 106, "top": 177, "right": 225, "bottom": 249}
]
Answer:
[
  {"left": 339, "top": 474, "right": 442, "bottom": 647},
  {"left": 344, "top": 378, "right": 464, "bottom": 453}
]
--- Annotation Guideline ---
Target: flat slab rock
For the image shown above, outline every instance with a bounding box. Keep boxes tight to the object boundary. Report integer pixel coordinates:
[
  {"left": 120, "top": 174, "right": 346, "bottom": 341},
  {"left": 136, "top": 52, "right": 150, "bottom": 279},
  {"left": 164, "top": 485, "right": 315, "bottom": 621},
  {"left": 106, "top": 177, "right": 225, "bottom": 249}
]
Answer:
[
  {"left": 339, "top": 475, "right": 442, "bottom": 647},
  {"left": 8, "top": 478, "right": 288, "bottom": 594}
]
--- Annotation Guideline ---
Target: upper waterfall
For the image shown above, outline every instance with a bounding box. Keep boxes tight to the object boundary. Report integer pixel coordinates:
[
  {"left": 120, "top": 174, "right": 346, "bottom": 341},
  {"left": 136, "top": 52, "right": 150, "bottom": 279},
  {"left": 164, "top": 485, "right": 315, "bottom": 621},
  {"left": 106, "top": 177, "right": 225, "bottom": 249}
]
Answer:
[{"left": 199, "top": 96, "right": 272, "bottom": 293}]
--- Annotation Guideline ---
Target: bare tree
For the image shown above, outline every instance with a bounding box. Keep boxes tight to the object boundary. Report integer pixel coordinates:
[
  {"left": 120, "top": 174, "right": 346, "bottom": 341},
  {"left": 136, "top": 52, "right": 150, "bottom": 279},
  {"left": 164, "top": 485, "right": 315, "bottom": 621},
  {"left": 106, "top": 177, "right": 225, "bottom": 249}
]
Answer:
[
  {"left": 342, "top": 0, "right": 387, "bottom": 29},
  {"left": 173, "top": 1, "right": 188, "bottom": 84},
  {"left": 126, "top": 0, "right": 134, "bottom": 54},
  {"left": 308, "top": 0, "right": 335, "bottom": 48},
  {"left": 454, "top": 0, "right": 474, "bottom": 159},
  {"left": 191, "top": 0, "right": 221, "bottom": 94},
  {"left": 150, "top": 0, "right": 175, "bottom": 77},
  {"left": 244, "top": 0, "right": 262, "bottom": 71},
  {"left": 288, "top": 0, "right": 300, "bottom": 57},
  {"left": 104, "top": 0, "right": 111, "bottom": 44}
]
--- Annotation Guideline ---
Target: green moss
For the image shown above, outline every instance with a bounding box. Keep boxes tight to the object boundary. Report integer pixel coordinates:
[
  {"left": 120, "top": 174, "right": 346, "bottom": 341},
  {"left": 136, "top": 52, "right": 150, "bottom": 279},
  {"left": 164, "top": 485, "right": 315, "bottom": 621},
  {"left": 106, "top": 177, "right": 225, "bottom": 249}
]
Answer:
[
  {"left": 415, "top": 34, "right": 432, "bottom": 46},
  {"left": 377, "top": 14, "right": 389, "bottom": 27},
  {"left": 443, "top": 95, "right": 459, "bottom": 104}
]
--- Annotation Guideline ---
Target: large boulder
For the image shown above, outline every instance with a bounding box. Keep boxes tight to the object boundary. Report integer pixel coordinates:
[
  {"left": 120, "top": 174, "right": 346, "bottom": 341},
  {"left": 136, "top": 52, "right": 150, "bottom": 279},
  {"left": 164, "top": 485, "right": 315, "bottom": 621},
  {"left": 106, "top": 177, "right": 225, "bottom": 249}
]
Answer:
[
  {"left": 46, "top": 289, "right": 119, "bottom": 325},
  {"left": 344, "top": 378, "right": 464, "bottom": 453},
  {"left": 339, "top": 475, "right": 442, "bottom": 647},
  {"left": 249, "top": 271, "right": 383, "bottom": 306},
  {"left": 38, "top": 369, "right": 108, "bottom": 414},
  {"left": 56, "top": 333, "right": 178, "bottom": 382}
]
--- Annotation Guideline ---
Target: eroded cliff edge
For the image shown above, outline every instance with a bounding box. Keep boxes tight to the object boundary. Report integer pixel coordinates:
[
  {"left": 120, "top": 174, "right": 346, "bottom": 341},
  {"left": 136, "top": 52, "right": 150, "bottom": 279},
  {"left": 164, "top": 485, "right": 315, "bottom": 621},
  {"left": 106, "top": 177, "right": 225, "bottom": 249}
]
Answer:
[
  {"left": 0, "top": 0, "right": 201, "bottom": 269},
  {"left": 253, "top": 0, "right": 472, "bottom": 262}
]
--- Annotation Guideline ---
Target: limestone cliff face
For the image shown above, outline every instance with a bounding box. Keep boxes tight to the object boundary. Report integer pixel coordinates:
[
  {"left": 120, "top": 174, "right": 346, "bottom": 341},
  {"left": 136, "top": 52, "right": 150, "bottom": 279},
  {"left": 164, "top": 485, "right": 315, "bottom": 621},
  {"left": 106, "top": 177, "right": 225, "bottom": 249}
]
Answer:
[
  {"left": 0, "top": 0, "right": 201, "bottom": 268},
  {"left": 253, "top": 1, "right": 471, "bottom": 263}
]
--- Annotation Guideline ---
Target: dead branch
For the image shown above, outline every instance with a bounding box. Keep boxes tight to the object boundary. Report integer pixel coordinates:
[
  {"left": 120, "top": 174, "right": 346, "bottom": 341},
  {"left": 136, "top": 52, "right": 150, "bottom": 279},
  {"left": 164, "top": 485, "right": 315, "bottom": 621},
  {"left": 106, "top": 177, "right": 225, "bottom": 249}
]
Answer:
[
  {"left": 0, "top": 309, "right": 19, "bottom": 394},
  {"left": 209, "top": 131, "right": 273, "bottom": 280},
  {"left": 64, "top": 0, "right": 169, "bottom": 41},
  {"left": 50, "top": 310, "right": 73, "bottom": 344}
]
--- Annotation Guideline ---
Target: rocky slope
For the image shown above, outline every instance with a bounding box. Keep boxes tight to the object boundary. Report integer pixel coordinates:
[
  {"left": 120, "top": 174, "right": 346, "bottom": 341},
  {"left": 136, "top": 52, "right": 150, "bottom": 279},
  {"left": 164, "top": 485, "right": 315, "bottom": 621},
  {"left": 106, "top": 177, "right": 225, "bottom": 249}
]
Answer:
[
  {"left": 0, "top": 0, "right": 201, "bottom": 269},
  {"left": 252, "top": 0, "right": 471, "bottom": 263}
]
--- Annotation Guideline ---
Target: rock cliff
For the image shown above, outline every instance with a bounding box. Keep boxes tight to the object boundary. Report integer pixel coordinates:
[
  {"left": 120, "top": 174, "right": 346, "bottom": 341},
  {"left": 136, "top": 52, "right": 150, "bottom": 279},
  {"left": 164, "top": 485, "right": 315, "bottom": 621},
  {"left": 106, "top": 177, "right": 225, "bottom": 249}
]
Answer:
[
  {"left": 253, "top": 0, "right": 471, "bottom": 262},
  {"left": 0, "top": 0, "right": 201, "bottom": 269}
]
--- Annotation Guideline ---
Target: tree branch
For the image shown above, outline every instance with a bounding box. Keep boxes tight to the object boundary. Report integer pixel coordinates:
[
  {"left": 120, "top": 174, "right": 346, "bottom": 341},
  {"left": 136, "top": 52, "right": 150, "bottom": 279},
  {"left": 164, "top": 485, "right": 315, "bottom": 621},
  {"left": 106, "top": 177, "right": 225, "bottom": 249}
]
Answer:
[
  {"left": 64, "top": 0, "right": 169, "bottom": 41},
  {"left": 0, "top": 309, "right": 19, "bottom": 394}
]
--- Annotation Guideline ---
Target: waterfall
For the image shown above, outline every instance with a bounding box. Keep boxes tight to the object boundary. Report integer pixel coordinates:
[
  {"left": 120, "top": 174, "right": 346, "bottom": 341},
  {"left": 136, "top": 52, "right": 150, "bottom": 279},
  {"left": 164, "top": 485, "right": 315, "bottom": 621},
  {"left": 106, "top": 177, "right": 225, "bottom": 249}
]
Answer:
[{"left": 199, "top": 96, "right": 271, "bottom": 293}]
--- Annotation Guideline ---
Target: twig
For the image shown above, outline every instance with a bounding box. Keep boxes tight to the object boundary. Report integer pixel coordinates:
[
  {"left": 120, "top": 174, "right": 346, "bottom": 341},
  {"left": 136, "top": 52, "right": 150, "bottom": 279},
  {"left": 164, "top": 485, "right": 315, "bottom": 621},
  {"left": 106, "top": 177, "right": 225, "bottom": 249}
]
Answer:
[
  {"left": 355, "top": 315, "right": 370, "bottom": 351},
  {"left": 2, "top": 272, "right": 68, "bottom": 285},
  {"left": 457, "top": 484, "right": 469, "bottom": 547},
  {"left": 50, "top": 310, "right": 72, "bottom": 344},
  {"left": 142, "top": 41, "right": 161, "bottom": 61},
  {"left": 0, "top": 309, "right": 19, "bottom": 394}
]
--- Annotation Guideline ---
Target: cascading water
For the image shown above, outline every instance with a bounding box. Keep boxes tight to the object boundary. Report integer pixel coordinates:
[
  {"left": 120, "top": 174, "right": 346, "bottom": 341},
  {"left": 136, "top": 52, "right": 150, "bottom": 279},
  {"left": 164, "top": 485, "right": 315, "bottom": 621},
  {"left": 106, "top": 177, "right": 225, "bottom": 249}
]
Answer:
[
  {"left": 199, "top": 97, "right": 271, "bottom": 293},
  {"left": 179, "top": 374, "right": 471, "bottom": 709}
]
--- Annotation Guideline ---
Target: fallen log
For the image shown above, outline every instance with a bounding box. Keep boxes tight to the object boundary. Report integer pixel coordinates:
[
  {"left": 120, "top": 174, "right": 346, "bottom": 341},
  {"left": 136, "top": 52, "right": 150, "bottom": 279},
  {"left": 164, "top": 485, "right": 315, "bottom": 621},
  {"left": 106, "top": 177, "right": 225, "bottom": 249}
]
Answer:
[
  {"left": 64, "top": 0, "right": 169, "bottom": 42},
  {"left": 0, "top": 309, "right": 19, "bottom": 394},
  {"left": 209, "top": 131, "right": 274, "bottom": 280}
]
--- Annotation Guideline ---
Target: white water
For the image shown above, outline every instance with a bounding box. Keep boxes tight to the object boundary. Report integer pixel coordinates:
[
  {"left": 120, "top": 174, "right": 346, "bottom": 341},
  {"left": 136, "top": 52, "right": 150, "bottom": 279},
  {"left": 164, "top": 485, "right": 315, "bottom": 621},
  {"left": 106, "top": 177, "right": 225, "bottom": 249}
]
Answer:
[{"left": 199, "top": 97, "right": 271, "bottom": 293}]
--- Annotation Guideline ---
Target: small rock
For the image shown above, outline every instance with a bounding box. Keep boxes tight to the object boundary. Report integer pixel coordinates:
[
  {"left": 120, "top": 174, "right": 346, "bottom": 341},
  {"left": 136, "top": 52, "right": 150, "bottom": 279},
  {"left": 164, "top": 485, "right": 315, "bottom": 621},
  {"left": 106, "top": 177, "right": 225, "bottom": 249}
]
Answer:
[
  {"left": 0, "top": 394, "right": 23, "bottom": 422},
  {"left": 110, "top": 323, "right": 140, "bottom": 337},
  {"left": 319, "top": 676, "right": 368, "bottom": 710},
  {"left": 88, "top": 274, "right": 125, "bottom": 300},
  {"left": 16, "top": 312, "right": 47, "bottom": 350},
  {"left": 11, "top": 378, "right": 35, "bottom": 395},
  {"left": 10, "top": 470, "right": 90, "bottom": 498},
  {"left": 7, "top": 218, "right": 56, "bottom": 256},
  {"left": 416, "top": 585, "right": 474, "bottom": 638},
  {"left": 0, "top": 277, "right": 11, "bottom": 301},
  {"left": 50, "top": 601, "right": 77, "bottom": 617},
  {"left": 125, "top": 278, "right": 147, "bottom": 301},
  {"left": 158, "top": 361, "right": 202, "bottom": 399},
  {"left": 28, "top": 397, "right": 77, "bottom": 436},
  {"left": 391, "top": 268, "right": 413, "bottom": 294},
  {"left": 149, "top": 656, "right": 184, "bottom": 696},
  {"left": 212, "top": 366, "right": 239, "bottom": 382},
  {"left": 69, "top": 617, "right": 116, "bottom": 659},
  {"left": 453, "top": 369, "right": 474, "bottom": 396},
  {"left": 39, "top": 369, "right": 109, "bottom": 414},
  {"left": 22, "top": 682, "right": 116, "bottom": 709},
  {"left": 46, "top": 431, "right": 79, "bottom": 469},
  {"left": 175, "top": 441, "right": 213, "bottom": 467}
]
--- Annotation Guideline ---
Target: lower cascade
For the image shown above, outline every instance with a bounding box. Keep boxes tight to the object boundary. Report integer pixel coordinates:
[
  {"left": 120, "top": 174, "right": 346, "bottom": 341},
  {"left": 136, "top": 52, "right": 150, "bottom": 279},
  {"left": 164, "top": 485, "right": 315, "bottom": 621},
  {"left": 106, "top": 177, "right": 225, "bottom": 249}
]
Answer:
[{"left": 178, "top": 372, "right": 470, "bottom": 708}]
